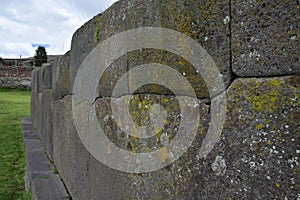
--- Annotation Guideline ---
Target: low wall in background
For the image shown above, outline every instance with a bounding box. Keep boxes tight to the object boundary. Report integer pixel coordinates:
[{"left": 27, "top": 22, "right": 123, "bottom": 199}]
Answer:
[
  {"left": 30, "top": 0, "right": 299, "bottom": 199},
  {"left": 0, "top": 77, "right": 31, "bottom": 89},
  {"left": 0, "top": 66, "right": 34, "bottom": 77}
]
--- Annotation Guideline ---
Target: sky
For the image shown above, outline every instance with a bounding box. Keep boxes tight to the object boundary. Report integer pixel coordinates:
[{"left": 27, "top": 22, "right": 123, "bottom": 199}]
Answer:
[{"left": 0, "top": 0, "right": 118, "bottom": 58}]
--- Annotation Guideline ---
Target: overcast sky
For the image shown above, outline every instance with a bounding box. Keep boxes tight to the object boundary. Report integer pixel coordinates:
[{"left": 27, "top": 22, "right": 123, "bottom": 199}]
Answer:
[{"left": 0, "top": 0, "right": 118, "bottom": 58}]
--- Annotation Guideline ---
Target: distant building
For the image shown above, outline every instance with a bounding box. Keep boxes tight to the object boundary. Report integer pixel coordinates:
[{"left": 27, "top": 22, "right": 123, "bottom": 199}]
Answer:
[
  {"left": 0, "top": 55, "right": 62, "bottom": 77},
  {"left": 0, "top": 57, "right": 33, "bottom": 77}
]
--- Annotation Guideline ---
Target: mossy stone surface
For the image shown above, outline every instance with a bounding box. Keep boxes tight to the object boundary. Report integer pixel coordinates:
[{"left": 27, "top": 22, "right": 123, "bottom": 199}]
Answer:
[{"left": 232, "top": 0, "right": 300, "bottom": 76}]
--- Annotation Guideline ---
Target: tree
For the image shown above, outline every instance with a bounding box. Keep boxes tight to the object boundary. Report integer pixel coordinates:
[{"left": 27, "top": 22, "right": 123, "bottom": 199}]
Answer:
[{"left": 34, "top": 46, "right": 47, "bottom": 67}]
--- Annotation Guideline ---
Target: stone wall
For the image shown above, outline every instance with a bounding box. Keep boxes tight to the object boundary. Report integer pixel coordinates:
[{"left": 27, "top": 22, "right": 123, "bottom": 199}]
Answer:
[
  {"left": 0, "top": 66, "right": 34, "bottom": 77},
  {"left": 0, "top": 77, "right": 31, "bottom": 89},
  {"left": 30, "top": 0, "right": 299, "bottom": 199}
]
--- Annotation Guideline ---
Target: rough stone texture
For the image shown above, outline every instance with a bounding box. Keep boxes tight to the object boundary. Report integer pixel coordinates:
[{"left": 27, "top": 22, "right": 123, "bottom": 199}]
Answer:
[
  {"left": 31, "top": 70, "right": 38, "bottom": 130},
  {"left": 41, "top": 63, "right": 52, "bottom": 89},
  {"left": 31, "top": 68, "right": 42, "bottom": 131},
  {"left": 31, "top": 69, "right": 39, "bottom": 94},
  {"left": 52, "top": 95, "right": 93, "bottom": 199},
  {"left": 30, "top": 92, "right": 38, "bottom": 130},
  {"left": 52, "top": 52, "right": 70, "bottom": 101},
  {"left": 40, "top": 89, "right": 53, "bottom": 160},
  {"left": 70, "top": 16, "right": 100, "bottom": 92},
  {"left": 70, "top": 0, "right": 232, "bottom": 99},
  {"left": 198, "top": 75, "right": 300, "bottom": 199},
  {"left": 52, "top": 96, "right": 77, "bottom": 198},
  {"left": 232, "top": 0, "right": 300, "bottom": 76},
  {"left": 90, "top": 95, "right": 210, "bottom": 199},
  {"left": 36, "top": 93, "right": 42, "bottom": 134},
  {"left": 89, "top": 156, "right": 123, "bottom": 200},
  {"left": 95, "top": 95, "right": 208, "bottom": 154},
  {"left": 39, "top": 63, "right": 54, "bottom": 160},
  {"left": 37, "top": 68, "right": 43, "bottom": 94},
  {"left": 29, "top": 0, "right": 300, "bottom": 199},
  {"left": 0, "top": 65, "right": 34, "bottom": 77},
  {"left": 0, "top": 77, "right": 31, "bottom": 89}
]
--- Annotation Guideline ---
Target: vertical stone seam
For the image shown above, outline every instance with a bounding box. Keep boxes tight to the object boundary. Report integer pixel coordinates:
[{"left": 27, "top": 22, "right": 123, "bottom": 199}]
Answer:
[
  {"left": 229, "top": 0, "right": 232, "bottom": 71},
  {"left": 227, "top": 0, "right": 237, "bottom": 91}
]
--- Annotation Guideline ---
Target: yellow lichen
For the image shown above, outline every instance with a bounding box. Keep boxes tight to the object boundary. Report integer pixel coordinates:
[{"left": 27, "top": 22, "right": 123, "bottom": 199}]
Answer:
[
  {"left": 256, "top": 123, "right": 264, "bottom": 130},
  {"left": 246, "top": 79, "right": 283, "bottom": 113},
  {"left": 198, "top": 122, "right": 206, "bottom": 135}
]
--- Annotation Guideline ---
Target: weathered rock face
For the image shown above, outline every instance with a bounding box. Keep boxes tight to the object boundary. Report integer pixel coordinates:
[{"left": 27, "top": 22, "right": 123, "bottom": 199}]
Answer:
[
  {"left": 31, "top": 64, "right": 54, "bottom": 160},
  {"left": 52, "top": 53, "right": 69, "bottom": 101},
  {"left": 232, "top": 0, "right": 300, "bottom": 76},
  {"left": 70, "top": 0, "right": 232, "bottom": 99},
  {"left": 205, "top": 75, "right": 300, "bottom": 199},
  {"left": 52, "top": 95, "right": 78, "bottom": 198},
  {"left": 30, "top": 0, "right": 300, "bottom": 199},
  {"left": 40, "top": 64, "right": 53, "bottom": 160},
  {"left": 31, "top": 69, "right": 41, "bottom": 131}
]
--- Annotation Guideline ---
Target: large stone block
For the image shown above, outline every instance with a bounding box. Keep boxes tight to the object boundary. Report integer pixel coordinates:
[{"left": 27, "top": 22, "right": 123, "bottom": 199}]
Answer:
[
  {"left": 40, "top": 89, "right": 53, "bottom": 161},
  {"left": 32, "top": 68, "right": 43, "bottom": 131},
  {"left": 31, "top": 94, "right": 36, "bottom": 130},
  {"left": 31, "top": 90, "right": 42, "bottom": 132},
  {"left": 30, "top": 93, "right": 38, "bottom": 131},
  {"left": 71, "top": 94, "right": 210, "bottom": 199},
  {"left": 73, "top": 132, "right": 91, "bottom": 200},
  {"left": 89, "top": 157, "right": 124, "bottom": 200},
  {"left": 30, "top": 92, "right": 37, "bottom": 130},
  {"left": 70, "top": 16, "right": 101, "bottom": 93},
  {"left": 52, "top": 95, "right": 92, "bottom": 199},
  {"left": 29, "top": 0, "right": 300, "bottom": 199},
  {"left": 81, "top": 75, "right": 299, "bottom": 199},
  {"left": 70, "top": 0, "right": 231, "bottom": 99},
  {"left": 31, "top": 69, "right": 39, "bottom": 130},
  {"left": 195, "top": 75, "right": 300, "bottom": 199},
  {"left": 52, "top": 95, "right": 77, "bottom": 197},
  {"left": 232, "top": 0, "right": 300, "bottom": 76},
  {"left": 41, "top": 63, "right": 52, "bottom": 89},
  {"left": 31, "top": 69, "right": 39, "bottom": 94},
  {"left": 52, "top": 52, "right": 70, "bottom": 101},
  {"left": 37, "top": 68, "right": 43, "bottom": 94},
  {"left": 157, "top": 0, "right": 231, "bottom": 96},
  {"left": 36, "top": 93, "right": 42, "bottom": 134}
]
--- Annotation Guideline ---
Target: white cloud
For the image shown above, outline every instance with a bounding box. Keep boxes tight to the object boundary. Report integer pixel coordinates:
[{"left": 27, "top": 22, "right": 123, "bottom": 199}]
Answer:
[{"left": 0, "top": 0, "right": 118, "bottom": 58}]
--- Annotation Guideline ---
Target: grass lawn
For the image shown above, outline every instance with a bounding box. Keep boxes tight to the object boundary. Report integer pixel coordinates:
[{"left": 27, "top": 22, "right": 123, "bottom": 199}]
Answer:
[{"left": 0, "top": 88, "right": 31, "bottom": 200}]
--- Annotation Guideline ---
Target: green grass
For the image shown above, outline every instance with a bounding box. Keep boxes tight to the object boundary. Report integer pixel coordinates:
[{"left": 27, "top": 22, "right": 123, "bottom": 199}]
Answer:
[{"left": 0, "top": 88, "right": 31, "bottom": 200}]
